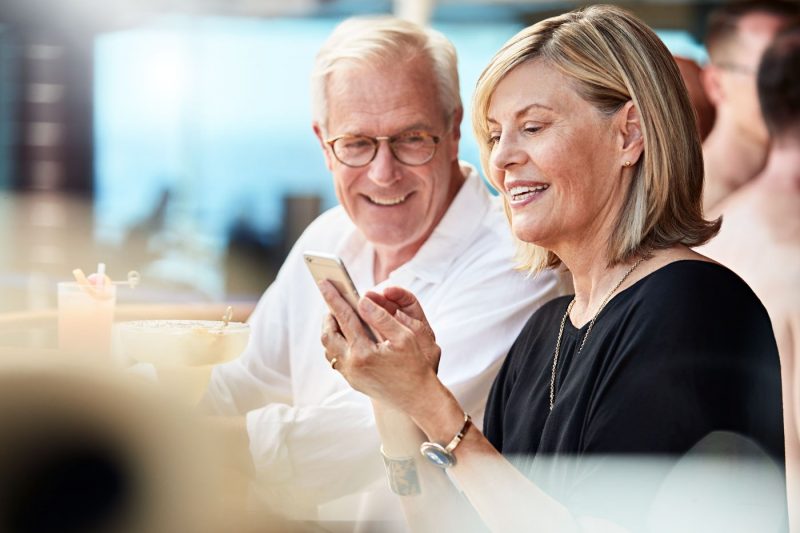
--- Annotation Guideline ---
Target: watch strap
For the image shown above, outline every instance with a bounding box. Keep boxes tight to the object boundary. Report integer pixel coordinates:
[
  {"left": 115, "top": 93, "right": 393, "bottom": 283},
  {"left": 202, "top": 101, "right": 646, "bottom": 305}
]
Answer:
[{"left": 444, "top": 412, "right": 472, "bottom": 453}]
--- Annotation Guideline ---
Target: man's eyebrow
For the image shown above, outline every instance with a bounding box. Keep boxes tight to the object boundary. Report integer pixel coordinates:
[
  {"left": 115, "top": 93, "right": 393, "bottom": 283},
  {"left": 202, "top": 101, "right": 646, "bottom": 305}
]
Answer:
[
  {"left": 339, "top": 122, "right": 437, "bottom": 137},
  {"left": 398, "top": 122, "right": 436, "bottom": 132},
  {"left": 384, "top": 123, "right": 438, "bottom": 137},
  {"left": 487, "top": 103, "right": 554, "bottom": 125}
]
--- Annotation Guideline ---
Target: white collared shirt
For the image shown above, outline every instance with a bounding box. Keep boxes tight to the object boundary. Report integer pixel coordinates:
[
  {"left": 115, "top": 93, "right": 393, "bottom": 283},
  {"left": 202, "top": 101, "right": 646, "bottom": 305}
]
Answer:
[{"left": 205, "top": 163, "right": 566, "bottom": 519}]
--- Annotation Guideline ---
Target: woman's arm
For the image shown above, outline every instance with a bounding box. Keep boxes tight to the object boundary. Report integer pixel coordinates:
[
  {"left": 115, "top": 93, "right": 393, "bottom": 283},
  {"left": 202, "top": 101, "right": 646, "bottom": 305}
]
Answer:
[
  {"left": 319, "top": 281, "right": 578, "bottom": 532},
  {"left": 371, "top": 402, "right": 484, "bottom": 531}
]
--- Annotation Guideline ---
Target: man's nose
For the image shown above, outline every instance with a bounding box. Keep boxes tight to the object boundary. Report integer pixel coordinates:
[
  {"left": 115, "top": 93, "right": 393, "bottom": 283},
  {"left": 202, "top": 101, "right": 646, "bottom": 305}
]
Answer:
[{"left": 366, "top": 140, "right": 401, "bottom": 186}]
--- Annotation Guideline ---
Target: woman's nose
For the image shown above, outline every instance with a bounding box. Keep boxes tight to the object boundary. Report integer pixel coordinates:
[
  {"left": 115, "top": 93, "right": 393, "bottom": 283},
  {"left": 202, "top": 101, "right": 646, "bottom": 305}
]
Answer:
[{"left": 490, "top": 133, "right": 526, "bottom": 171}]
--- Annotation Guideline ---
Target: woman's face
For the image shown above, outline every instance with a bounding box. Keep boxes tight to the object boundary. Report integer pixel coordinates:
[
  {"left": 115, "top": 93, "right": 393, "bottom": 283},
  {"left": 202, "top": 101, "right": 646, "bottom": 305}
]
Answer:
[{"left": 486, "top": 60, "right": 632, "bottom": 254}]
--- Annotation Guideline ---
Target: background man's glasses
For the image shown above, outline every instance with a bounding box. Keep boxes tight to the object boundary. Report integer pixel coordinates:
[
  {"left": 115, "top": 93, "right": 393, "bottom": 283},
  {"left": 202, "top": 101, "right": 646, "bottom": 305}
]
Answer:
[
  {"left": 714, "top": 62, "right": 756, "bottom": 76},
  {"left": 326, "top": 131, "right": 440, "bottom": 167}
]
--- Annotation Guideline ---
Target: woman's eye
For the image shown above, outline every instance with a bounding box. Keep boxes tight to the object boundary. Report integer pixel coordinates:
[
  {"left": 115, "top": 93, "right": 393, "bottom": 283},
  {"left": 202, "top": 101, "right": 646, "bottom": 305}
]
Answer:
[
  {"left": 488, "top": 133, "right": 501, "bottom": 145},
  {"left": 523, "top": 126, "right": 541, "bottom": 135}
]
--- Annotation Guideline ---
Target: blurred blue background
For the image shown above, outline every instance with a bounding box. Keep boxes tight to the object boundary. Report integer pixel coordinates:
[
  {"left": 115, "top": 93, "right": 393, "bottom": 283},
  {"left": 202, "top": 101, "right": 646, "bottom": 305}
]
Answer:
[
  {"left": 93, "top": 16, "right": 522, "bottom": 250},
  {"left": 0, "top": 0, "right": 712, "bottom": 308}
]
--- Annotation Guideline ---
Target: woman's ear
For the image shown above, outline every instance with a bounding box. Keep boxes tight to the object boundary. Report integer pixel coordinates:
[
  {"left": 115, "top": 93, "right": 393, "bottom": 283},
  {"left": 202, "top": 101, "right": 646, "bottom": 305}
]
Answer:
[{"left": 619, "top": 100, "right": 644, "bottom": 165}]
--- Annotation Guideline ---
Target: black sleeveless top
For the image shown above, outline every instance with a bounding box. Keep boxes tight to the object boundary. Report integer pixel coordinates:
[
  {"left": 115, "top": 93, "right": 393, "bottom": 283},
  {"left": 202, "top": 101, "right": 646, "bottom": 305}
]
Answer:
[{"left": 484, "top": 261, "right": 785, "bottom": 528}]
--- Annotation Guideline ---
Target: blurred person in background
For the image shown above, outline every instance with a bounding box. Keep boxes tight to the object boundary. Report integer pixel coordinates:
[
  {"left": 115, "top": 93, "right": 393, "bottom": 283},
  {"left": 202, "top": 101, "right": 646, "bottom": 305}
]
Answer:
[
  {"left": 673, "top": 55, "right": 716, "bottom": 141},
  {"left": 200, "top": 16, "right": 563, "bottom": 527},
  {"left": 321, "top": 5, "right": 785, "bottom": 531},
  {"left": 701, "top": 0, "right": 799, "bottom": 213},
  {"left": 701, "top": 24, "right": 800, "bottom": 530}
]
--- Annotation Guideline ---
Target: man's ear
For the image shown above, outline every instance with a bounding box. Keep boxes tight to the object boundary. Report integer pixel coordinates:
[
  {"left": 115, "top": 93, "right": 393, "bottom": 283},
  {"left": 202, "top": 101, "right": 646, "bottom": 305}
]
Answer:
[
  {"left": 701, "top": 65, "right": 724, "bottom": 108},
  {"left": 313, "top": 122, "right": 334, "bottom": 171},
  {"left": 619, "top": 101, "right": 644, "bottom": 165}
]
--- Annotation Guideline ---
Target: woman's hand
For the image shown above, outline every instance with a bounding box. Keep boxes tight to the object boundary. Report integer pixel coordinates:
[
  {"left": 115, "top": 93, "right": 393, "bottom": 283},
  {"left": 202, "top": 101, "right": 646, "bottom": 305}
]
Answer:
[
  {"left": 363, "top": 285, "right": 441, "bottom": 371},
  {"left": 318, "top": 281, "right": 443, "bottom": 416}
]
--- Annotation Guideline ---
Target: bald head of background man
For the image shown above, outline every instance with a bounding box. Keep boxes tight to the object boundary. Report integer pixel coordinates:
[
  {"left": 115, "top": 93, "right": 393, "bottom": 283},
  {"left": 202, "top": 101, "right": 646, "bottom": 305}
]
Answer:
[{"left": 701, "top": 0, "right": 798, "bottom": 213}]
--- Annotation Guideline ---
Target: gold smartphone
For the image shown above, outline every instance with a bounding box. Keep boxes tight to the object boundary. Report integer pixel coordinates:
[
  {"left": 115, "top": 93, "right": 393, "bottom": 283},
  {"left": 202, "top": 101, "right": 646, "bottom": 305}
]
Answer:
[{"left": 303, "top": 251, "right": 379, "bottom": 341}]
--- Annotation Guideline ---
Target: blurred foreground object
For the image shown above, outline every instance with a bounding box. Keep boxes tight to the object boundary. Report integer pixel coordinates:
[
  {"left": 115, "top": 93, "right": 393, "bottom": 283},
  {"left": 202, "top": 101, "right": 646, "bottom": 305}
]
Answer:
[{"left": 0, "top": 355, "right": 285, "bottom": 533}]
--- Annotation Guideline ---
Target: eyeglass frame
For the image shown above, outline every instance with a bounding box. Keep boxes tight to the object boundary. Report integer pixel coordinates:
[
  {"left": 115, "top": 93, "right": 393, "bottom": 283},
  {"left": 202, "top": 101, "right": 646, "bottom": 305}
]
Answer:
[
  {"left": 325, "top": 131, "right": 441, "bottom": 168},
  {"left": 714, "top": 61, "right": 757, "bottom": 76}
]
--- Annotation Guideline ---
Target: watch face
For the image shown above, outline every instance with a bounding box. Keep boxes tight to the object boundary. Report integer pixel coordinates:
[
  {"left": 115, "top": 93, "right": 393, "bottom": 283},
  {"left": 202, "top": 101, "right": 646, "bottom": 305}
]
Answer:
[{"left": 420, "top": 442, "right": 455, "bottom": 468}]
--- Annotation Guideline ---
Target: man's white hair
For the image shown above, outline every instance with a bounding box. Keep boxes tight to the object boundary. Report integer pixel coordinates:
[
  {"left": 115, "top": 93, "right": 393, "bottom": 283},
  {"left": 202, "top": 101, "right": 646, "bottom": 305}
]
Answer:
[{"left": 310, "top": 16, "right": 461, "bottom": 131}]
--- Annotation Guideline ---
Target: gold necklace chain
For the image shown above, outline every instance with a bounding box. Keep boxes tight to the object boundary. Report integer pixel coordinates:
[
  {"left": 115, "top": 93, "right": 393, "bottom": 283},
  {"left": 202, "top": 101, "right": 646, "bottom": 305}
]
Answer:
[{"left": 548, "top": 256, "right": 647, "bottom": 410}]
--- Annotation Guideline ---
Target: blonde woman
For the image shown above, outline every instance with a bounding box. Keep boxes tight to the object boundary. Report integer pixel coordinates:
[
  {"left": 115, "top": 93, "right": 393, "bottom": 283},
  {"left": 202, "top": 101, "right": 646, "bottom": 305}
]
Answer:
[{"left": 320, "top": 5, "right": 785, "bottom": 530}]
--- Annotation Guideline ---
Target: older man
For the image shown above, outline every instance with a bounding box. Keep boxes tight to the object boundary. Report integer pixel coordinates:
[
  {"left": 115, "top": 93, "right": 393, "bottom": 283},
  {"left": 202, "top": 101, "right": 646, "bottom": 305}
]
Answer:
[
  {"left": 701, "top": 24, "right": 800, "bottom": 530},
  {"left": 202, "top": 16, "right": 563, "bottom": 525},
  {"left": 701, "top": 0, "right": 798, "bottom": 213}
]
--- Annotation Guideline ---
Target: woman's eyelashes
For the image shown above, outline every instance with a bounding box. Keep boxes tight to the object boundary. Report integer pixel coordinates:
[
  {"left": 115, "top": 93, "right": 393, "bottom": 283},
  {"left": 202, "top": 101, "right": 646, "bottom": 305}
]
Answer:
[
  {"left": 488, "top": 122, "right": 545, "bottom": 146},
  {"left": 523, "top": 123, "right": 543, "bottom": 135}
]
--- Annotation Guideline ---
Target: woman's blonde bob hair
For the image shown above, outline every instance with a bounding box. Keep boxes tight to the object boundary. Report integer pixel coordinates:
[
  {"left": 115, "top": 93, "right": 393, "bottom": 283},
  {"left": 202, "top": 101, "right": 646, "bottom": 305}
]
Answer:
[{"left": 473, "top": 4, "right": 720, "bottom": 274}]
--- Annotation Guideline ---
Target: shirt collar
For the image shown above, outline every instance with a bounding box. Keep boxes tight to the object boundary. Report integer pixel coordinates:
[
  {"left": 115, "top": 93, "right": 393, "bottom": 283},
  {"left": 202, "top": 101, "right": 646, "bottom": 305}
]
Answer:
[
  {"left": 396, "top": 162, "right": 491, "bottom": 284},
  {"left": 334, "top": 162, "right": 493, "bottom": 287}
]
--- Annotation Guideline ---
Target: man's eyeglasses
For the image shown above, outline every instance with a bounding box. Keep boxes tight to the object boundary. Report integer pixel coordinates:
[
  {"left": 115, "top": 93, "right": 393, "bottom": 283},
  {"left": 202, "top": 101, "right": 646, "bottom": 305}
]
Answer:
[{"left": 326, "top": 131, "right": 440, "bottom": 168}]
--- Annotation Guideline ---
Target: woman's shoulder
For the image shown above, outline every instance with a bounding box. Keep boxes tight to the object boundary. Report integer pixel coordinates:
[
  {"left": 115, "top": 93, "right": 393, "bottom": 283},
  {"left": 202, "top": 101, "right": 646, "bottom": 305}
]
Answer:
[
  {"left": 621, "top": 259, "right": 776, "bottom": 357},
  {"left": 631, "top": 259, "right": 764, "bottom": 310}
]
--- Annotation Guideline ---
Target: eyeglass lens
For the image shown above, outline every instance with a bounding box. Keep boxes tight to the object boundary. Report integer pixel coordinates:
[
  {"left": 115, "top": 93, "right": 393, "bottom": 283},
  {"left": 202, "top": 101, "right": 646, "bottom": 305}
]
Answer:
[{"left": 332, "top": 133, "right": 437, "bottom": 167}]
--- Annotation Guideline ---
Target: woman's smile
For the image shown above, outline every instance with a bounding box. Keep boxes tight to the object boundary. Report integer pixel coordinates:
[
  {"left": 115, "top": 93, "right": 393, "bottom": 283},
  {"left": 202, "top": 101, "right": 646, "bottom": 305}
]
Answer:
[{"left": 506, "top": 183, "right": 550, "bottom": 208}]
